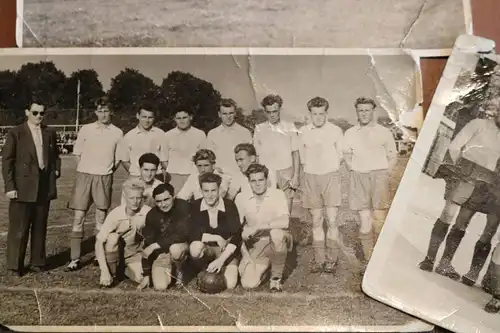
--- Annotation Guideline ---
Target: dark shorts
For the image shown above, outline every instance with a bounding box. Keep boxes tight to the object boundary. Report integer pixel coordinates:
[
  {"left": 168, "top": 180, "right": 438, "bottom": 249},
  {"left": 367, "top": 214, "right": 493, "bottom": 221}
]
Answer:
[{"left": 462, "top": 182, "right": 500, "bottom": 215}]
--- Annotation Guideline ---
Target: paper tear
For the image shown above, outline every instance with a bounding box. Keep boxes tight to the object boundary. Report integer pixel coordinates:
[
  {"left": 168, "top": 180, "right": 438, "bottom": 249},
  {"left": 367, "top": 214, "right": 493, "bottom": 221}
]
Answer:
[
  {"left": 164, "top": 270, "right": 211, "bottom": 310},
  {"left": 220, "top": 303, "right": 245, "bottom": 330},
  {"left": 33, "top": 288, "right": 43, "bottom": 325},
  {"left": 247, "top": 54, "right": 259, "bottom": 106},
  {"left": 399, "top": 0, "right": 430, "bottom": 49},
  {"left": 19, "top": 12, "right": 44, "bottom": 48},
  {"left": 157, "top": 314, "right": 165, "bottom": 330}
]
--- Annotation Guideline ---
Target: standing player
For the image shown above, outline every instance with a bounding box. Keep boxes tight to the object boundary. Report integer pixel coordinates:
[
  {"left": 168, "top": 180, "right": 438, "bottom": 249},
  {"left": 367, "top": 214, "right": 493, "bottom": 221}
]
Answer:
[
  {"left": 228, "top": 143, "right": 276, "bottom": 199},
  {"left": 65, "top": 97, "right": 123, "bottom": 272},
  {"left": 177, "top": 149, "right": 231, "bottom": 201},
  {"left": 95, "top": 178, "right": 151, "bottom": 288},
  {"left": 121, "top": 153, "right": 163, "bottom": 208},
  {"left": 298, "top": 97, "right": 344, "bottom": 273},
  {"left": 138, "top": 183, "right": 190, "bottom": 291},
  {"left": 207, "top": 98, "right": 252, "bottom": 177},
  {"left": 188, "top": 172, "right": 241, "bottom": 290},
  {"left": 118, "top": 102, "right": 168, "bottom": 178},
  {"left": 420, "top": 100, "right": 500, "bottom": 278},
  {"left": 2, "top": 101, "right": 61, "bottom": 276},
  {"left": 343, "top": 97, "right": 397, "bottom": 264},
  {"left": 253, "top": 94, "right": 300, "bottom": 212},
  {"left": 164, "top": 110, "right": 207, "bottom": 194},
  {"left": 236, "top": 164, "right": 292, "bottom": 292}
]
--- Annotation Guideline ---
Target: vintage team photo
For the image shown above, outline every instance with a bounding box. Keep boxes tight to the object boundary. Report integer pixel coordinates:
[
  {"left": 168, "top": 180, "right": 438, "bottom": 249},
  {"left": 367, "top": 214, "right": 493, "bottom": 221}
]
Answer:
[
  {"left": 0, "top": 50, "right": 425, "bottom": 330},
  {"left": 362, "top": 36, "right": 500, "bottom": 333}
]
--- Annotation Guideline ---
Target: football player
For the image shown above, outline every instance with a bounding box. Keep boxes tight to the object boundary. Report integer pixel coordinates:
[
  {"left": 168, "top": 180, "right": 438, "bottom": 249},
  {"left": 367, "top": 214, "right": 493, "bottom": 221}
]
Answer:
[
  {"left": 236, "top": 164, "right": 293, "bottom": 292},
  {"left": 187, "top": 172, "right": 242, "bottom": 290}
]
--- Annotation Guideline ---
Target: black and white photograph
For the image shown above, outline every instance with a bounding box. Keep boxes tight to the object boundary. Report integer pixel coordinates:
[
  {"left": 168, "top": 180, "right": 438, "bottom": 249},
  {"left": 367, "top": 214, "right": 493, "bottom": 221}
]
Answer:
[
  {"left": 17, "top": 0, "right": 471, "bottom": 48},
  {"left": 363, "top": 35, "right": 500, "bottom": 333},
  {"left": 0, "top": 48, "right": 430, "bottom": 331}
]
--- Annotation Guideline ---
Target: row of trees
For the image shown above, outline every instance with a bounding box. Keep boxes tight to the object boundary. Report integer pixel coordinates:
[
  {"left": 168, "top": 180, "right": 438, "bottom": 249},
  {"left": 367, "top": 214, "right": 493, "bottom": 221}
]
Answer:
[
  {"left": 0, "top": 61, "right": 404, "bottom": 136},
  {"left": 0, "top": 61, "right": 231, "bottom": 133}
]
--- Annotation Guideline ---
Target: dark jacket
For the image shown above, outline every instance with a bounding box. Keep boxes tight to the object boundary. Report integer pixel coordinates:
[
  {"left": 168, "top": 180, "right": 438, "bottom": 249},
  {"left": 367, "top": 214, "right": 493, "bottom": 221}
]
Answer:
[
  {"left": 1, "top": 123, "right": 61, "bottom": 202},
  {"left": 188, "top": 198, "right": 242, "bottom": 248},
  {"left": 142, "top": 198, "right": 191, "bottom": 252}
]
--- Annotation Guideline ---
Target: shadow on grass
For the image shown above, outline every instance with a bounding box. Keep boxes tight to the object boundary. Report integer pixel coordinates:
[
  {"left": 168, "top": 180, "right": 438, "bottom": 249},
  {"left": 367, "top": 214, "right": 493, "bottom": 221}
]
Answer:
[{"left": 45, "top": 236, "right": 97, "bottom": 271}]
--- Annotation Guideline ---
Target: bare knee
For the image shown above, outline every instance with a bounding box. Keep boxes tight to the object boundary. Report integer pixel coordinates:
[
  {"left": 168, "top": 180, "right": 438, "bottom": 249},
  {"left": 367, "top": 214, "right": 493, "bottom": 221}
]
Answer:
[
  {"left": 190, "top": 241, "right": 205, "bottom": 259},
  {"left": 270, "top": 229, "right": 288, "bottom": 251},
  {"left": 152, "top": 269, "right": 172, "bottom": 291},
  {"left": 170, "top": 243, "right": 189, "bottom": 261},
  {"left": 72, "top": 210, "right": 86, "bottom": 232},
  {"left": 104, "top": 233, "right": 120, "bottom": 252},
  {"left": 224, "top": 266, "right": 238, "bottom": 290},
  {"left": 240, "top": 269, "right": 262, "bottom": 289}
]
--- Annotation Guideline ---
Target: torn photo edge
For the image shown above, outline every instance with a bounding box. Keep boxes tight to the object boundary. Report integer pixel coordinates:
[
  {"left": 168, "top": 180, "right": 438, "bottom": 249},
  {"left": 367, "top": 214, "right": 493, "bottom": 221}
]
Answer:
[
  {"left": 0, "top": 46, "right": 439, "bottom": 333},
  {"left": 362, "top": 34, "right": 498, "bottom": 332},
  {"left": 14, "top": 0, "right": 473, "bottom": 49}
]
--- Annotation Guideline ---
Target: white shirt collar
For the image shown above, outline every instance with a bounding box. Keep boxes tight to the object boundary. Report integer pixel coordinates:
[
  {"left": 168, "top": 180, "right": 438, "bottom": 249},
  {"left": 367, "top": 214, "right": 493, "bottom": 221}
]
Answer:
[
  {"left": 27, "top": 122, "right": 41, "bottom": 130},
  {"left": 200, "top": 197, "right": 226, "bottom": 212}
]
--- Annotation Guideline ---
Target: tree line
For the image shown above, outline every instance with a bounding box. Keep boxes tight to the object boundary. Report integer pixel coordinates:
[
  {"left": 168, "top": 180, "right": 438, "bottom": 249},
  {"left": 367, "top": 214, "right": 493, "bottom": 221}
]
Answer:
[{"left": 0, "top": 61, "right": 400, "bottom": 135}]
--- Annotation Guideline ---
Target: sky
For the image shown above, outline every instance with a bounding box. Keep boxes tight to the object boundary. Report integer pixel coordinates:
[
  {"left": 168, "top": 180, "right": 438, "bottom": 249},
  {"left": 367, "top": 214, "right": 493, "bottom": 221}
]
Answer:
[{"left": 0, "top": 53, "right": 420, "bottom": 126}]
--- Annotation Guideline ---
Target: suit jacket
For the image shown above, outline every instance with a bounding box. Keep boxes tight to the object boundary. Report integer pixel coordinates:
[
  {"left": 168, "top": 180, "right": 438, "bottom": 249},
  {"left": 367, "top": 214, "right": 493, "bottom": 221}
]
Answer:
[{"left": 2, "top": 122, "right": 61, "bottom": 202}]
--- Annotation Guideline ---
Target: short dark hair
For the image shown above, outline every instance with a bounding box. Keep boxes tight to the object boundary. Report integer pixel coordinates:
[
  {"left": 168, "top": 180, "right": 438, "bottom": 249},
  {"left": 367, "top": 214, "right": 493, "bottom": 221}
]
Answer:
[
  {"left": 261, "top": 94, "right": 283, "bottom": 108},
  {"left": 307, "top": 97, "right": 329, "bottom": 111},
  {"left": 174, "top": 109, "right": 194, "bottom": 117},
  {"left": 135, "top": 100, "right": 158, "bottom": 116},
  {"left": 234, "top": 143, "right": 256, "bottom": 157},
  {"left": 152, "top": 183, "right": 175, "bottom": 199},
  {"left": 95, "top": 96, "right": 111, "bottom": 109},
  {"left": 354, "top": 97, "right": 377, "bottom": 109},
  {"left": 139, "top": 153, "right": 160, "bottom": 168},
  {"left": 192, "top": 149, "right": 216, "bottom": 164},
  {"left": 220, "top": 98, "right": 237, "bottom": 109},
  {"left": 199, "top": 172, "right": 222, "bottom": 187},
  {"left": 245, "top": 163, "right": 269, "bottom": 179}
]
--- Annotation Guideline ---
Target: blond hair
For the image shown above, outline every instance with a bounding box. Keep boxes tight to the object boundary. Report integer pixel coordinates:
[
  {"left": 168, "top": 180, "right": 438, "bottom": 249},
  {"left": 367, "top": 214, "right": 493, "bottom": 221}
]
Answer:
[{"left": 122, "top": 178, "right": 146, "bottom": 196}]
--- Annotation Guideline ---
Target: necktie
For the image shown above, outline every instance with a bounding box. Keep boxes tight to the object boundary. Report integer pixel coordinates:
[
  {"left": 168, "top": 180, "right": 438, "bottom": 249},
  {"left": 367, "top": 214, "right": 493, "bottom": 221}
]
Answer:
[{"left": 33, "top": 127, "right": 45, "bottom": 169}]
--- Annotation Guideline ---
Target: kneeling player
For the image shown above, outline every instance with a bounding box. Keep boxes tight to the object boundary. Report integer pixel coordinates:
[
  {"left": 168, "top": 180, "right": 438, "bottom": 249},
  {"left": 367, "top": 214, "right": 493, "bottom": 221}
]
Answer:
[
  {"left": 236, "top": 164, "right": 293, "bottom": 292},
  {"left": 95, "top": 178, "right": 151, "bottom": 287},
  {"left": 188, "top": 172, "right": 242, "bottom": 291},
  {"left": 138, "top": 183, "right": 190, "bottom": 291}
]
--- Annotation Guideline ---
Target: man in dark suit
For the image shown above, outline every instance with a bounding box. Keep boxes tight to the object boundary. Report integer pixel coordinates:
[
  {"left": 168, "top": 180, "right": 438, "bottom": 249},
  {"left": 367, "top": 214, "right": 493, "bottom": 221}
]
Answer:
[{"left": 2, "top": 102, "right": 61, "bottom": 276}]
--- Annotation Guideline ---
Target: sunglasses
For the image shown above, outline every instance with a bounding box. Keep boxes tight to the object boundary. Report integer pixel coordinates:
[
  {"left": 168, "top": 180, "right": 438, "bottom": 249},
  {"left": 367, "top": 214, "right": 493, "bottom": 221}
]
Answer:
[{"left": 32, "top": 111, "right": 45, "bottom": 116}]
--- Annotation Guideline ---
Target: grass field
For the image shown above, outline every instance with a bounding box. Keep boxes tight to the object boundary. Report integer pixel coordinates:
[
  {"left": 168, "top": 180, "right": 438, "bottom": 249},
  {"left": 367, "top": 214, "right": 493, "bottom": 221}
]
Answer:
[
  {"left": 22, "top": 0, "right": 466, "bottom": 48},
  {"left": 0, "top": 155, "right": 427, "bottom": 329}
]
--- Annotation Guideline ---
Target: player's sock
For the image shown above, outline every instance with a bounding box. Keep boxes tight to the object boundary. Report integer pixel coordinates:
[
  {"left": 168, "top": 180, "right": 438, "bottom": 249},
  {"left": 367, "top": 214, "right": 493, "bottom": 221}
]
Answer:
[
  {"left": 105, "top": 250, "right": 119, "bottom": 277},
  {"left": 482, "top": 260, "right": 495, "bottom": 293},
  {"left": 466, "top": 241, "right": 491, "bottom": 280},
  {"left": 325, "top": 238, "right": 339, "bottom": 264},
  {"left": 439, "top": 226, "right": 465, "bottom": 266},
  {"left": 491, "top": 262, "right": 500, "bottom": 297},
  {"left": 423, "top": 218, "right": 449, "bottom": 263},
  {"left": 312, "top": 240, "right": 326, "bottom": 264},
  {"left": 70, "top": 231, "right": 84, "bottom": 261},
  {"left": 270, "top": 250, "right": 287, "bottom": 280},
  {"left": 359, "top": 231, "right": 374, "bottom": 263}
]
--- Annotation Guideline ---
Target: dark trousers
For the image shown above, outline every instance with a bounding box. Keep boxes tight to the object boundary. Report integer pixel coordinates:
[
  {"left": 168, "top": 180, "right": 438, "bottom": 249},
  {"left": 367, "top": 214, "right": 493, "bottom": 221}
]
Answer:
[{"left": 6, "top": 171, "right": 51, "bottom": 272}]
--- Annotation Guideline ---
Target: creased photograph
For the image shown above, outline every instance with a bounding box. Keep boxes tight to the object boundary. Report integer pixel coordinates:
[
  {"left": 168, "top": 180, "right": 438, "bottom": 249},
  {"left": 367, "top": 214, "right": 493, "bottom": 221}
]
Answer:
[
  {"left": 363, "top": 35, "right": 500, "bottom": 333},
  {"left": 0, "top": 48, "right": 430, "bottom": 332},
  {"left": 17, "top": 0, "right": 471, "bottom": 49}
]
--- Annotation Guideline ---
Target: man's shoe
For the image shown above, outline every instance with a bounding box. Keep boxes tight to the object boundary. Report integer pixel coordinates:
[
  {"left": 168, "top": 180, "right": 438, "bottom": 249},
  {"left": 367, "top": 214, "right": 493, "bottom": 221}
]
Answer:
[
  {"left": 418, "top": 257, "right": 434, "bottom": 272},
  {"left": 323, "top": 261, "right": 337, "bottom": 274},
  {"left": 435, "top": 263, "right": 460, "bottom": 280},
  {"left": 485, "top": 297, "right": 500, "bottom": 313},
  {"left": 174, "top": 269, "right": 184, "bottom": 288},
  {"left": 7, "top": 269, "right": 23, "bottom": 277},
  {"left": 26, "top": 265, "right": 45, "bottom": 274},
  {"left": 310, "top": 261, "right": 324, "bottom": 274},
  {"left": 461, "top": 273, "right": 477, "bottom": 287},
  {"left": 64, "top": 259, "right": 82, "bottom": 272},
  {"left": 270, "top": 278, "right": 283, "bottom": 292}
]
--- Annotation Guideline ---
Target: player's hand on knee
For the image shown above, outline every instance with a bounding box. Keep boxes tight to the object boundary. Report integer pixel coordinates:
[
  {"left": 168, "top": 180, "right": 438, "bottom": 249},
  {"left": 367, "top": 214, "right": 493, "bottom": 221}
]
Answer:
[
  {"left": 216, "top": 236, "right": 228, "bottom": 251},
  {"left": 207, "top": 258, "right": 224, "bottom": 273},
  {"left": 242, "top": 226, "right": 257, "bottom": 240},
  {"left": 100, "top": 270, "right": 113, "bottom": 288}
]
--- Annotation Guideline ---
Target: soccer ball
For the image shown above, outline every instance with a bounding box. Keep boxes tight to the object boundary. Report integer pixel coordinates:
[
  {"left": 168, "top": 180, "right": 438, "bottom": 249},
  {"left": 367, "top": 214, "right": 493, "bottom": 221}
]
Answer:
[{"left": 197, "top": 270, "right": 227, "bottom": 294}]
